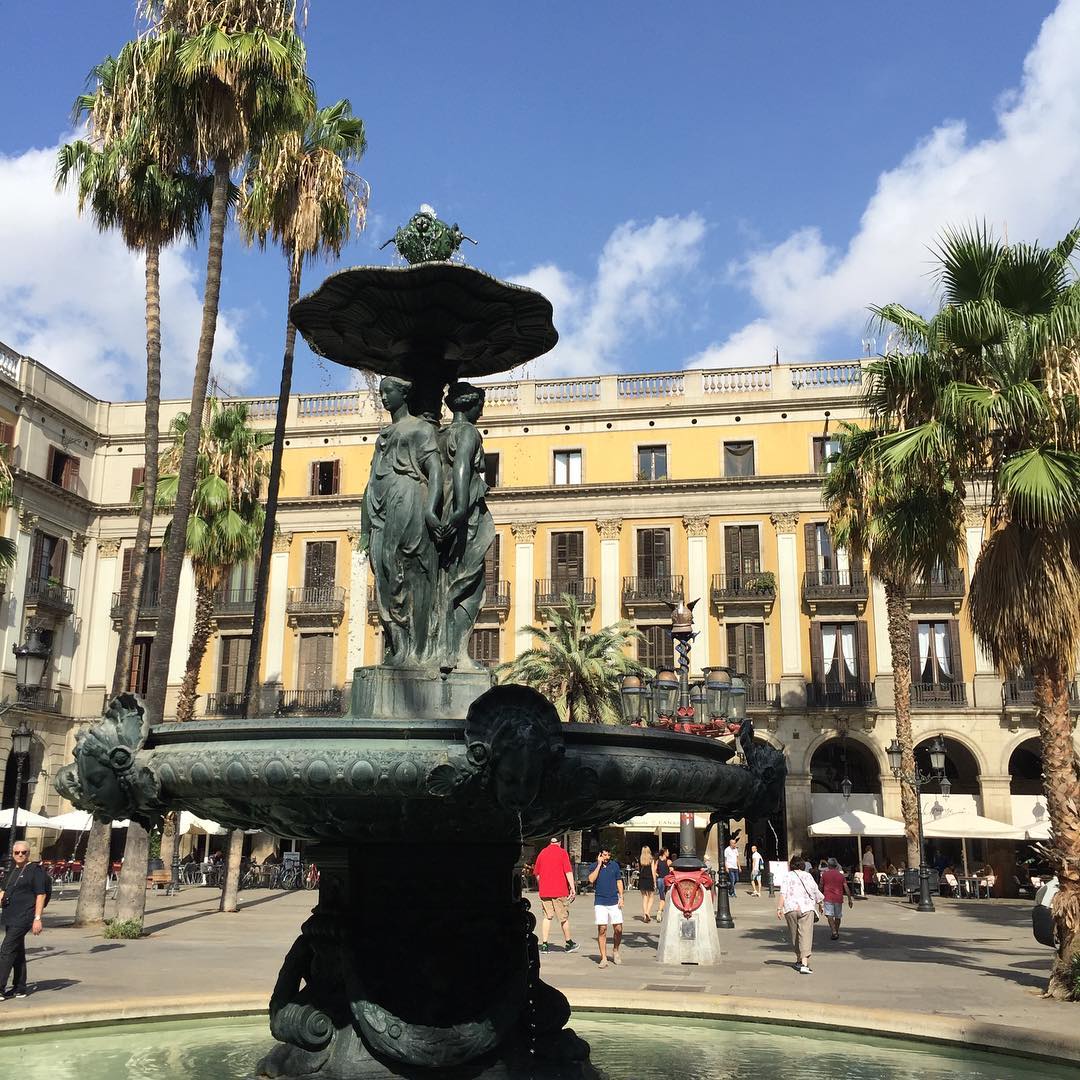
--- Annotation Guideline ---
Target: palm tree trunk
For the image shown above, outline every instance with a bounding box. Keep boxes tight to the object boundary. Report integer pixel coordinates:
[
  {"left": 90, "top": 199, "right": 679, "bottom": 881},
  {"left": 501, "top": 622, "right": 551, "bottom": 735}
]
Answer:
[
  {"left": 76, "top": 239, "right": 163, "bottom": 927},
  {"left": 220, "top": 828, "right": 244, "bottom": 913},
  {"left": 243, "top": 260, "right": 302, "bottom": 717},
  {"left": 175, "top": 577, "right": 216, "bottom": 723},
  {"left": 1033, "top": 660, "right": 1080, "bottom": 1000},
  {"left": 115, "top": 822, "right": 150, "bottom": 925},
  {"left": 884, "top": 580, "right": 921, "bottom": 869},
  {"left": 143, "top": 154, "right": 231, "bottom": 728}
]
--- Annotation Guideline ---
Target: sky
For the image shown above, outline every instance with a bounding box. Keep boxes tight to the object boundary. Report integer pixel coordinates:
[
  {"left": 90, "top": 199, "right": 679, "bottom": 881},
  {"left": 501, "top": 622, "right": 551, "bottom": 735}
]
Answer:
[{"left": 0, "top": 1, "right": 1075, "bottom": 401}]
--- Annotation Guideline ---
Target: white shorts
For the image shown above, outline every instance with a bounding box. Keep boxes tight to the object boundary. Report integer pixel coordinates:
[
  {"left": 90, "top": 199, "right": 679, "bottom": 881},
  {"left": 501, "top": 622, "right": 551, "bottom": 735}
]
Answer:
[{"left": 594, "top": 904, "right": 623, "bottom": 926}]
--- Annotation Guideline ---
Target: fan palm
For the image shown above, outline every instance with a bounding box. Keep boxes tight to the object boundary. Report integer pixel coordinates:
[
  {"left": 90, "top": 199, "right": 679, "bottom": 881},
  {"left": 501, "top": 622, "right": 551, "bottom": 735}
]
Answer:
[
  {"left": 822, "top": 422, "right": 964, "bottom": 867},
  {"left": 870, "top": 223, "right": 1080, "bottom": 998},
  {"left": 0, "top": 437, "right": 18, "bottom": 573},
  {"left": 237, "top": 97, "right": 368, "bottom": 716},
  {"left": 499, "top": 595, "right": 651, "bottom": 724}
]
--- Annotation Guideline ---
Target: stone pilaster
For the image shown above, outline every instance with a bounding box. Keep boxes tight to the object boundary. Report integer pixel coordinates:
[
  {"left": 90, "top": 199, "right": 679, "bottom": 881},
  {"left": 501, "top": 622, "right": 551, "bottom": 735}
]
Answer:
[
  {"left": 770, "top": 512, "right": 805, "bottom": 706},
  {"left": 512, "top": 523, "right": 537, "bottom": 656},
  {"left": 683, "top": 515, "right": 710, "bottom": 672},
  {"left": 596, "top": 518, "right": 622, "bottom": 628}
]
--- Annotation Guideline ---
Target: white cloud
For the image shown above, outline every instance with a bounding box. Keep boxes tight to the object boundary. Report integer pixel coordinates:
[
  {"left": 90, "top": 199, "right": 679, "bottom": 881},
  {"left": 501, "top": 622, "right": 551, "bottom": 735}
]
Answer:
[
  {"left": 511, "top": 213, "right": 707, "bottom": 377},
  {"left": 0, "top": 141, "right": 253, "bottom": 400},
  {"left": 688, "top": 0, "right": 1080, "bottom": 370}
]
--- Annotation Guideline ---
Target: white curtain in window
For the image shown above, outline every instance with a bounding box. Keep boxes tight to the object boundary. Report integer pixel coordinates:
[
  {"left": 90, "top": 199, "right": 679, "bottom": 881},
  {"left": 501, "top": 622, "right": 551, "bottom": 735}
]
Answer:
[
  {"left": 815, "top": 525, "right": 831, "bottom": 574},
  {"left": 836, "top": 546, "right": 850, "bottom": 578},
  {"left": 569, "top": 451, "right": 582, "bottom": 484},
  {"left": 933, "top": 623, "right": 952, "bottom": 678},
  {"left": 554, "top": 453, "right": 567, "bottom": 485},
  {"left": 821, "top": 624, "right": 837, "bottom": 675},
  {"left": 840, "top": 624, "right": 857, "bottom": 677},
  {"left": 917, "top": 623, "right": 932, "bottom": 680}
]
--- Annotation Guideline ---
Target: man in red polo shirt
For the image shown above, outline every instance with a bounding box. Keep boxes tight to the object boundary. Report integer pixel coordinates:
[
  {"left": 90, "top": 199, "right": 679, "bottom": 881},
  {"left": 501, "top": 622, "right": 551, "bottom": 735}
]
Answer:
[{"left": 532, "top": 837, "right": 578, "bottom": 953}]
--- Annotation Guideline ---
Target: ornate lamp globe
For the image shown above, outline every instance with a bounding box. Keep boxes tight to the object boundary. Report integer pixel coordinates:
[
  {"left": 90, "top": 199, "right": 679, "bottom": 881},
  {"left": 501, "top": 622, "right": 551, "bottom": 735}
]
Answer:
[
  {"left": 653, "top": 669, "right": 680, "bottom": 719},
  {"left": 928, "top": 735, "right": 947, "bottom": 774},
  {"left": 704, "top": 667, "right": 731, "bottom": 719},
  {"left": 620, "top": 675, "right": 645, "bottom": 724},
  {"left": 886, "top": 738, "right": 903, "bottom": 776},
  {"left": 728, "top": 674, "right": 748, "bottom": 722},
  {"left": 840, "top": 775, "right": 853, "bottom": 800}
]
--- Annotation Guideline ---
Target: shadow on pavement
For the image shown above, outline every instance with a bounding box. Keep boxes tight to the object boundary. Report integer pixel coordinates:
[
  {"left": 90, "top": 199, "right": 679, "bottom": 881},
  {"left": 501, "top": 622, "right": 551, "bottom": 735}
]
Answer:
[{"left": 146, "top": 888, "right": 297, "bottom": 935}]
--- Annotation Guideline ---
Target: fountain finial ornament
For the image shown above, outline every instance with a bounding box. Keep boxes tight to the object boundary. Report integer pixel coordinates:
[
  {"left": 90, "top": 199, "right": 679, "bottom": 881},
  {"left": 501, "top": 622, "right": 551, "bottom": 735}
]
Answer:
[{"left": 379, "top": 204, "right": 477, "bottom": 264}]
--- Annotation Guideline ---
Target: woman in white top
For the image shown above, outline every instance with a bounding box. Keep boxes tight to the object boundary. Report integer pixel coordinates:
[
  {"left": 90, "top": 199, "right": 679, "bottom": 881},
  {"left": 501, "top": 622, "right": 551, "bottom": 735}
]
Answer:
[{"left": 777, "top": 852, "right": 825, "bottom": 974}]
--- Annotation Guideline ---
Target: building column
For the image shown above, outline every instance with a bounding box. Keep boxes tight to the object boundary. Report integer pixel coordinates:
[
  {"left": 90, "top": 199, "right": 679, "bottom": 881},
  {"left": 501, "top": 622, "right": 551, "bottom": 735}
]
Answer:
[
  {"left": 596, "top": 518, "right": 622, "bottom": 628},
  {"left": 167, "top": 557, "right": 197, "bottom": 686},
  {"left": 84, "top": 538, "right": 120, "bottom": 696},
  {"left": 784, "top": 771, "right": 812, "bottom": 855},
  {"left": 770, "top": 513, "right": 805, "bottom": 707},
  {"left": 965, "top": 508, "right": 1000, "bottom": 707},
  {"left": 880, "top": 775, "right": 903, "bottom": 822},
  {"left": 70, "top": 535, "right": 98, "bottom": 699},
  {"left": 870, "top": 575, "right": 895, "bottom": 708},
  {"left": 345, "top": 529, "right": 369, "bottom": 675},
  {"left": 512, "top": 522, "right": 537, "bottom": 657},
  {"left": 684, "top": 515, "right": 710, "bottom": 674},
  {"left": 264, "top": 533, "right": 291, "bottom": 685},
  {"left": 1, "top": 509, "right": 37, "bottom": 676},
  {"left": 57, "top": 533, "right": 87, "bottom": 688},
  {"left": 978, "top": 774, "right": 1013, "bottom": 822}
]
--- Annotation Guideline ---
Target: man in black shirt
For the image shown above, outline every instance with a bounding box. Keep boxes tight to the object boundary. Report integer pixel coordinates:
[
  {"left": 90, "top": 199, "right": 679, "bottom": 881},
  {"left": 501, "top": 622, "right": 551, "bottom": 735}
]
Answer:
[{"left": 0, "top": 842, "right": 48, "bottom": 998}]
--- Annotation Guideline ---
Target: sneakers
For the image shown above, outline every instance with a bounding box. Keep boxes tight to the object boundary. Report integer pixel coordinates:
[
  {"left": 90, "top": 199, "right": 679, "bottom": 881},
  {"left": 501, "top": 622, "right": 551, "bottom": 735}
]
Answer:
[
  {"left": 598, "top": 957, "right": 608, "bottom": 969},
  {"left": 539, "top": 942, "right": 549, "bottom": 953},
  {"left": 611, "top": 950, "right": 621, "bottom": 965},
  {"left": 564, "top": 940, "right": 579, "bottom": 953},
  {"left": 14, "top": 989, "right": 28, "bottom": 998},
  {"left": 797, "top": 965, "right": 813, "bottom": 975}
]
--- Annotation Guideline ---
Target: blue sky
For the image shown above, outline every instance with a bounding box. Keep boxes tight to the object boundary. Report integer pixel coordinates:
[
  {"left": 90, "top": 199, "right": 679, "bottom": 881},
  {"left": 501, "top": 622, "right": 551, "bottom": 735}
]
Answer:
[{"left": 0, "top": 1, "right": 1074, "bottom": 400}]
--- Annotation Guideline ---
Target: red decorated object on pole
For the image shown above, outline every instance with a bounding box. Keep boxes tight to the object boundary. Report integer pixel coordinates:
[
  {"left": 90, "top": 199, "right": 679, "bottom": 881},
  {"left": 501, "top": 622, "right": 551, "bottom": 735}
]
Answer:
[{"left": 664, "top": 866, "right": 715, "bottom": 919}]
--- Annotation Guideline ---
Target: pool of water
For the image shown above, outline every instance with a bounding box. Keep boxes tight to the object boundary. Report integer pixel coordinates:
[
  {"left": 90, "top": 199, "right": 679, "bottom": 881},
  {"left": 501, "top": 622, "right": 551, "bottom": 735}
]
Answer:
[{"left": 1, "top": 1012, "right": 1071, "bottom": 1079}]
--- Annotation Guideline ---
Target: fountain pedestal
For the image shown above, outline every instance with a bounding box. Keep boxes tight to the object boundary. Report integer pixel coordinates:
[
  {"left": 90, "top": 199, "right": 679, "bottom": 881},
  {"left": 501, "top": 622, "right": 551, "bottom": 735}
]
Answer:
[{"left": 351, "top": 666, "right": 494, "bottom": 721}]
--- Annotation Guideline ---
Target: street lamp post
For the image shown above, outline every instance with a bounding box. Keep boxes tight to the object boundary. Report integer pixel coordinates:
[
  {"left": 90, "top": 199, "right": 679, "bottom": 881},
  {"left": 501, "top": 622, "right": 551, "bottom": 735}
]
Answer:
[
  {"left": 887, "top": 734, "right": 948, "bottom": 913},
  {"left": 4, "top": 719, "right": 33, "bottom": 870}
]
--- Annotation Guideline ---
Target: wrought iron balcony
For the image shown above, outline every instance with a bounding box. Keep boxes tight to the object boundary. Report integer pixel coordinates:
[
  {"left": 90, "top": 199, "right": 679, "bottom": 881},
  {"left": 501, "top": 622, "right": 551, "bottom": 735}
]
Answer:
[
  {"left": 26, "top": 577, "right": 75, "bottom": 615},
  {"left": 806, "top": 680, "right": 875, "bottom": 707},
  {"left": 286, "top": 586, "right": 346, "bottom": 616},
  {"left": 535, "top": 577, "right": 596, "bottom": 609},
  {"left": 711, "top": 571, "right": 776, "bottom": 603},
  {"left": 909, "top": 567, "right": 965, "bottom": 601},
  {"left": 911, "top": 681, "right": 968, "bottom": 708},
  {"left": 15, "top": 685, "right": 62, "bottom": 713},
  {"left": 110, "top": 590, "right": 161, "bottom": 621},
  {"left": 275, "top": 688, "right": 345, "bottom": 717},
  {"left": 1003, "top": 678, "right": 1080, "bottom": 709},
  {"left": 802, "top": 570, "right": 868, "bottom": 602},
  {"left": 622, "top": 575, "right": 684, "bottom": 607},
  {"left": 746, "top": 682, "right": 781, "bottom": 708},
  {"left": 205, "top": 691, "right": 246, "bottom": 717},
  {"left": 214, "top": 587, "right": 256, "bottom": 615},
  {"left": 481, "top": 579, "right": 511, "bottom": 612}
]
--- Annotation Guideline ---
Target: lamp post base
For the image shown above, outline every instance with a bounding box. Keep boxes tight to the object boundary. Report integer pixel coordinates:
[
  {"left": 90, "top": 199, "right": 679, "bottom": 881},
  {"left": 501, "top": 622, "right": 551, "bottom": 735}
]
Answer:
[{"left": 917, "top": 867, "right": 935, "bottom": 913}]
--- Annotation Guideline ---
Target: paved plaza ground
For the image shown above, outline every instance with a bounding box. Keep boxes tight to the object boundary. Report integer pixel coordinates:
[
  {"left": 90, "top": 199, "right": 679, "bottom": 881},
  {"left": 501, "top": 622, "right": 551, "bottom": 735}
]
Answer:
[{"left": 0, "top": 883, "right": 1076, "bottom": 1063}]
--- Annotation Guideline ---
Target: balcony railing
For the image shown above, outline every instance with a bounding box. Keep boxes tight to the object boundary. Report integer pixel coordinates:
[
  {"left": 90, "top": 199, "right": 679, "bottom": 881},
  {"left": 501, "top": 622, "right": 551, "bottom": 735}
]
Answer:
[
  {"left": 803, "top": 570, "right": 868, "bottom": 601},
  {"left": 205, "top": 691, "right": 246, "bottom": 717},
  {"left": 15, "top": 685, "right": 62, "bottom": 713},
  {"left": 286, "top": 586, "right": 346, "bottom": 615},
  {"left": 746, "top": 682, "right": 781, "bottom": 708},
  {"left": 909, "top": 567, "right": 966, "bottom": 600},
  {"left": 535, "top": 577, "right": 596, "bottom": 608},
  {"left": 622, "top": 575, "right": 684, "bottom": 606},
  {"left": 711, "top": 571, "right": 776, "bottom": 602},
  {"left": 482, "top": 579, "right": 511, "bottom": 612},
  {"left": 214, "top": 587, "right": 256, "bottom": 615},
  {"left": 26, "top": 578, "right": 75, "bottom": 613},
  {"left": 806, "top": 680, "right": 875, "bottom": 707},
  {"left": 275, "top": 688, "right": 345, "bottom": 717},
  {"left": 911, "top": 681, "right": 968, "bottom": 707},
  {"left": 1003, "top": 678, "right": 1080, "bottom": 708},
  {"left": 110, "top": 590, "right": 161, "bottom": 620}
]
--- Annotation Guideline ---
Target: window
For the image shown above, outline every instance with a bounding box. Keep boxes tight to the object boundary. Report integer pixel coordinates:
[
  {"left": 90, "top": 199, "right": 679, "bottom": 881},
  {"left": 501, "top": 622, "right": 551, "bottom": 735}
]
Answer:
[
  {"left": 0, "top": 421, "right": 14, "bottom": 461},
  {"left": 469, "top": 628, "right": 500, "bottom": 667},
  {"left": 304, "top": 541, "right": 337, "bottom": 589},
  {"left": 224, "top": 560, "right": 255, "bottom": 599},
  {"left": 218, "top": 636, "right": 251, "bottom": 694},
  {"left": 484, "top": 452, "right": 500, "bottom": 489},
  {"left": 298, "top": 633, "right": 334, "bottom": 690},
  {"left": 724, "top": 525, "right": 760, "bottom": 579},
  {"left": 120, "top": 547, "right": 162, "bottom": 603},
  {"left": 727, "top": 623, "right": 766, "bottom": 685},
  {"left": 484, "top": 534, "right": 501, "bottom": 587},
  {"left": 553, "top": 449, "right": 582, "bottom": 485},
  {"left": 30, "top": 531, "right": 66, "bottom": 587},
  {"left": 130, "top": 466, "right": 145, "bottom": 502},
  {"left": 639, "top": 624, "right": 674, "bottom": 671},
  {"left": 723, "top": 441, "right": 755, "bottom": 478},
  {"left": 636, "top": 528, "right": 671, "bottom": 580},
  {"left": 810, "top": 621, "right": 870, "bottom": 692},
  {"left": 812, "top": 436, "right": 842, "bottom": 474},
  {"left": 551, "top": 531, "right": 584, "bottom": 581},
  {"left": 637, "top": 445, "right": 668, "bottom": 481},
  {"left": 804, "top": 522, "right": 853, "bottom": 583},
  {"left": 310, "top": 460, "right": 340, "bottom": 496},
  {"left": 47, "top": 447, "right": 80, "bottom": 493},
  {"left": 127, "top": 637, "right": 153, "bottom": 695},
  {"left": 912, "top": 621, "right": 959, "bottom": 685}
]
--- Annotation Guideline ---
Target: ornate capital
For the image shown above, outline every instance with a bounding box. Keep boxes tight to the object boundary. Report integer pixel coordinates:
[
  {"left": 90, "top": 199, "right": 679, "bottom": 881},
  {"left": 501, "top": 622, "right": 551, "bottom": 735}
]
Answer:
[
  {"left": 346, "top": 528, "right": 364, "bottom": 553},
  {"left": 72, "top": 532, "right": 88, "bottom": 556},
  {"left": 18, "top": 509, "right": 38, "bottom": 535},
  {"left": 273, "top": 532, "right": 293, "bottom": 554},
  {"left": 770, "top": 512, "right": 800, "bottom": 533},
  {"left": 97, "top": 538, "right": 121, "bottom": 558},
  {"left": 682, "top": 515, "right": 709, "bottom": 538},
  {"left": 595, "top": 518, "right": 622, "bottom": 541},
  {"left": 511, "top": 522, "right": 537, "bottom": 544},
  {"left": 963, "top": 506, "right": 986, "bottom": 529}
]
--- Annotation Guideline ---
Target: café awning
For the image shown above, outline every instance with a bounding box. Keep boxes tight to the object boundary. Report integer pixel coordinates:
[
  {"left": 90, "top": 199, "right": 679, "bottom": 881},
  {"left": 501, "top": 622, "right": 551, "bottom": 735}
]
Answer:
[
  {"left": 808, "top": 810, "right": 905, "bottom": 837},
  {"left": 0, "top": 807, "right": 55, "bottom": 829},
  {"left": 923, "top": 811, "right": 1022, "bottom": 840}
]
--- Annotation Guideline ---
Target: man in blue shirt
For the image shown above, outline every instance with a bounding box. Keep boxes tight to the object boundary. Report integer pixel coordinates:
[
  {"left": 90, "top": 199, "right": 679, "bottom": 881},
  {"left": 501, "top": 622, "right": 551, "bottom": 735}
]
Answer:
[{"left": 587, "top": 847, "right": 624, "bottom": 968}]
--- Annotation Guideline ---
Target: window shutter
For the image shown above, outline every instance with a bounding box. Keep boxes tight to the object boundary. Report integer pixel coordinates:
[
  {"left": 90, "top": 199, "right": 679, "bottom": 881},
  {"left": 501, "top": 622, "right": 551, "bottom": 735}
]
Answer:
[
  {"left": 947, "top": 619, "right": 963, "bottom": 681},
  {"left": 332, "top": 459, "right": 341, "bottom": 494},
  {"left": 856, "top": 621, "right": 870, "bottom": 686},
  {"left": 724, "top": 526, "right": 740, "bottom": 576},
  {"left": 121, "top": 548, "right": 133, "bottom": 598},
  {"left": 51, "top": 538, "right": 68, "bottom": 581},
  {"left": 0, "top": 421, "right": 13, "bottom": 460},
  {"left": 742, "top": 525, "right": 760, "bottom": 574},
  {"left": 812, "top": 438, "right": 824, "bottom": 472},
  {"left": 803, "top": 523, "right": 817, "bottom": 582},
  {"left": 310, "top": 461, "right": 319, "bottom": 496},
  {"left": 65, "top": 455, "right": 80, "bottom": 493},
  {"left": 749, "top": 624, "right": 766, "bottom": 684},
  {"left": 809, "top": 622, "right": 824, "bottom": 685},
  {"left": 30, "top": 531, "right": 45, "bottom": 583},
  {"left": 910, "top": 621, "right": 921, "bottom": 684},
  {"left": 46, "top": 446, "right": 56, "bottom": 484},
  {"left": 130, "top": 467, "right": 145, "bottom": 501}
]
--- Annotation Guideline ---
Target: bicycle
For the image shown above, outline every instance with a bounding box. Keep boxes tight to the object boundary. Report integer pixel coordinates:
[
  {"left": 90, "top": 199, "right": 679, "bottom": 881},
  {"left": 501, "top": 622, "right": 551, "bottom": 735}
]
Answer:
[{"left": 305, "top": 863, "right": 320, "bottom": 890}]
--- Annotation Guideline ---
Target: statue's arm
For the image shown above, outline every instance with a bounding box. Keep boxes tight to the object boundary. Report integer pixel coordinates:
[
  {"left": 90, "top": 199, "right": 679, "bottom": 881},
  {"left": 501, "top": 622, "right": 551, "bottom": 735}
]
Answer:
[
  {"left": 448, "top": 427, "right": 480, "bottom": 530},
  {"left": 422, "top": 447, "right": 443, "bottom": 534}
]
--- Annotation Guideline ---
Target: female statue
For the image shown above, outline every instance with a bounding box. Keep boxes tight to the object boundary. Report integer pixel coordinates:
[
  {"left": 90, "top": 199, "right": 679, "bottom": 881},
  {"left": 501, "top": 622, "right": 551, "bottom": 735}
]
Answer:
[
  {"left": 438, "top": 382, "right": 496, "bottom": 671},
  {"left": 361, "top": 376, "right": 444, "bottom": 666}
]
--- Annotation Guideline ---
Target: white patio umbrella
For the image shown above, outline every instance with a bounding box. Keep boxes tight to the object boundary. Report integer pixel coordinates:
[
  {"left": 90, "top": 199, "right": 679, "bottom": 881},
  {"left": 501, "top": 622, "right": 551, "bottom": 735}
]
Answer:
[
  {"left": 923, "top": 810, "right": 1023, "bottom": 877},
  {"left": 40, "top": 810, "right": 130, "bottom": 830},
  {"left": 808, "top": 810, "right": 906, "bottom": 837},
  {"left": 0, "top": 807, "right": 55, "bottom": 829},
  {"left": 179, "top": 812, "right": 227, "bottom": 836}
]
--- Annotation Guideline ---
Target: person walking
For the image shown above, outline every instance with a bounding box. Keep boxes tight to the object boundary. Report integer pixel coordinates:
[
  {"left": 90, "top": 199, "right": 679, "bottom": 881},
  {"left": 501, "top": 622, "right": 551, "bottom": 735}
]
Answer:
[
  {"left": 723, "top": 837, "right": 740, "bottom": 897},
  {"left": 638, "top": 846, "right": 656, "bottom": 923},
  {"left": 777, "top": 851, "right": 823, "bottom": 975},
  {"left": 820, "top": 857, "right": 853, "bottom": 940},
  {"left": 749, "top": 844, "right": 765, "bottom": 897},
  {"left": 588, "top": 847, "right": 624, "bottom": 968},
  {"left": 0, "top": 843, "right": 49, "bottom": 999},
  {"left": 532, "top": 837, "right": 578, "bottom": 954},
  {"left": 655, "top": 847, "right": 671, "bottom": 923}
]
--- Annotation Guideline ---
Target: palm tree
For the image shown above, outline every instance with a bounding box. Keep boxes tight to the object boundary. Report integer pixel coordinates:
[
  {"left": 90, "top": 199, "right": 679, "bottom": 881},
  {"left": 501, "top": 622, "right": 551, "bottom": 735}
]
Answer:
[
  {"left": 237, "top": 97, "right": 368, "bottom": 717},
  {"left": 56, "top": 55, "right": 212, "bottom": 928},
  {"left": 870, "top": 223, "right": 1080, "bottom": 998},
  {"left": 822, "top": 423, "right": 964, "bottom": 868},
  {"left": 499, "top": 595, "right": 651, "bottom": 724}
]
